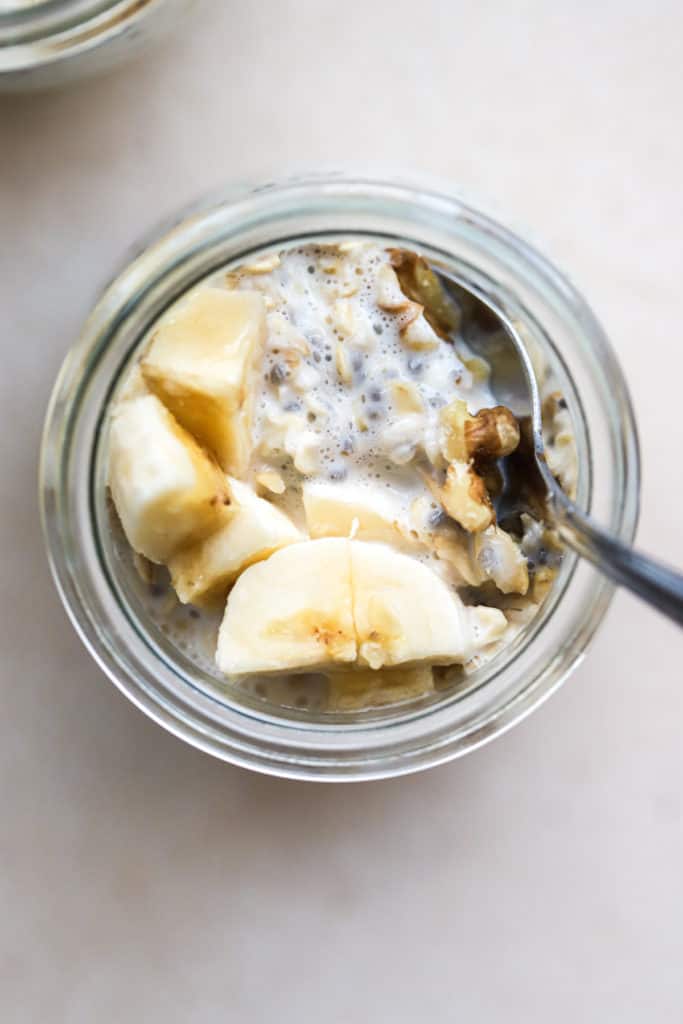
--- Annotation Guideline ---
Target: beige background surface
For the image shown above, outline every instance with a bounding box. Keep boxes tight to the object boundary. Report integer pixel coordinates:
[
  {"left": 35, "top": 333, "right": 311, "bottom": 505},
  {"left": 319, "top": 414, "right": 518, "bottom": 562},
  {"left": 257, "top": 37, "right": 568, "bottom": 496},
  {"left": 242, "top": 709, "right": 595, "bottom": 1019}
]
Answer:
[{"left": 2, "top": 2, "right": 683, "bottom": 1021}]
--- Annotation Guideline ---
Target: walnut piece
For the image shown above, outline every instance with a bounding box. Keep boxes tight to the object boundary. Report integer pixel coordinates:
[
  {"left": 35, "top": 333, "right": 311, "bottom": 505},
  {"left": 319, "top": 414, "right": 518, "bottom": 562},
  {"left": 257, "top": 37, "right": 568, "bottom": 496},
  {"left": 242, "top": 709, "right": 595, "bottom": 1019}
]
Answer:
[
  {"left": 441, "top": 399, "right": 520, "bottom": 463},
  {"left": 423, "top": 462, "right": 494, "bottom": 534},
  {"left": 389, "top": 248, "right": 462, "bottom": 338}
]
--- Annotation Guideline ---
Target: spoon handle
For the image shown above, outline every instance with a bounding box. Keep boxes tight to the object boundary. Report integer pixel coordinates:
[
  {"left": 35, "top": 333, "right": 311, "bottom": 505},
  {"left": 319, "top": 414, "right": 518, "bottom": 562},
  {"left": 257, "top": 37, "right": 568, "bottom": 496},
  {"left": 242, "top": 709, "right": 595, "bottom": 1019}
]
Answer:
[{"left": 553, "top": 497, "right": 683, "bottom": 627}]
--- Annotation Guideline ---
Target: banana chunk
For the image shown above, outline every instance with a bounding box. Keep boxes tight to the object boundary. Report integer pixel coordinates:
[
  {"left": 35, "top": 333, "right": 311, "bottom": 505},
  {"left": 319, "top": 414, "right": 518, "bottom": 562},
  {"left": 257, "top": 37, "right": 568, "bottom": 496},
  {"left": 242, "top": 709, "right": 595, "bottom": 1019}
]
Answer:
[
  {"left": 141, "top": 287, "right": 266, "bottom": 476},
  {"left": 350, "top": 542, "right": 486, "bottom": 669},
  {"left": 108, "top": 394, "right": 229, "bottom": 564},
  {"left": 302, "top": 480, "right": 406, "bottom": 545},
  {"left": 327, "top": 666, "right": 434, "bottom": 711},
  {"left": 216, "top": 538, "right": 357, "bottom": 676},
  {"left": 169, "top": 478, "right": 303, "bottom": 607}
]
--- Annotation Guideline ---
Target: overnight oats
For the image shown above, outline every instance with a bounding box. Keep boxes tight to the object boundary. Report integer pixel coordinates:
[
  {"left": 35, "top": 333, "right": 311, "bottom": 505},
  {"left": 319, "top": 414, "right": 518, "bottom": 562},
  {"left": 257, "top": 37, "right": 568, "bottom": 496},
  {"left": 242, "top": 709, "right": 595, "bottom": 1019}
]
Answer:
[
  {"left": 40, "top": 175, "right": 640, "bottom": 776},
  {"left": 105, "top": 240, "right": 577, "bottom": 712}
]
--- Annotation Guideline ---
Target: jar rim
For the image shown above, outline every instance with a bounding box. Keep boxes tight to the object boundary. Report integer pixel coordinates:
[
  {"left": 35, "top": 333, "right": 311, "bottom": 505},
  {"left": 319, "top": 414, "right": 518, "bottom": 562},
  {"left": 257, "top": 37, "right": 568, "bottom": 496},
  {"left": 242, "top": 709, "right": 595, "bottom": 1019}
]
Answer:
[
  {"left": 39, "top": 173, "right": 640, "bottom": 780},
  {"left": 0, "top": 0, "right": 161, "bottom": 70}
]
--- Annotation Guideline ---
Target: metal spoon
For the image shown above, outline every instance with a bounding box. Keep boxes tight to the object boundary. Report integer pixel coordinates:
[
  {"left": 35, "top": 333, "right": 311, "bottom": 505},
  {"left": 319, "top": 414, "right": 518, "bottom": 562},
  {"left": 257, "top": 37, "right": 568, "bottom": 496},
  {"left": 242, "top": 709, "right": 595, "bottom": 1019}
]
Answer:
[{"left": 432, "top": 266, "right": 683, "bottom": 627}]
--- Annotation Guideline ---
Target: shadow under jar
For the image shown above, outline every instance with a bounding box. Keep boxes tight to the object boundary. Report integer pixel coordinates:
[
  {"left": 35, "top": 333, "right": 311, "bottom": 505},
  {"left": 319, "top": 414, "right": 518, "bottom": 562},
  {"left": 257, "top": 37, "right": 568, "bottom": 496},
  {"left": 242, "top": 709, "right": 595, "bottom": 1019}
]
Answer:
[
  {"left": 40, "top": 174, "right": 640, "bottom": 781},
  {"left": 0, "top": 0, "right": 199, "bottom": 90}
]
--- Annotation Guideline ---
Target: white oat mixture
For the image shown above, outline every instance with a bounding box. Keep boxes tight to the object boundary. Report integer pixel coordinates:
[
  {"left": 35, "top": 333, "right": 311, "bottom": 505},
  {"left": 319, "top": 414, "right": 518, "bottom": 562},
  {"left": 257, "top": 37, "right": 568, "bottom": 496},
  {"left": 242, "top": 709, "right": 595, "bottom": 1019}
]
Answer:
[{"left": 107, "top": 241, "right": 576, "bottom": 711}]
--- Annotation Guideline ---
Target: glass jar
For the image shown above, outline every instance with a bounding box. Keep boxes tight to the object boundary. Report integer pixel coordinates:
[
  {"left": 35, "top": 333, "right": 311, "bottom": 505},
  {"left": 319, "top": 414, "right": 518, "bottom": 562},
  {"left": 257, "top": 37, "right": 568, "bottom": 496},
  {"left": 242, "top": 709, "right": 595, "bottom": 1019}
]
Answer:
[
  {"left": 39, "top": 173, "right": 640, "bottom": 781},
  {"left": 0, "top": 0, "right": 199, "bottom": 91}
]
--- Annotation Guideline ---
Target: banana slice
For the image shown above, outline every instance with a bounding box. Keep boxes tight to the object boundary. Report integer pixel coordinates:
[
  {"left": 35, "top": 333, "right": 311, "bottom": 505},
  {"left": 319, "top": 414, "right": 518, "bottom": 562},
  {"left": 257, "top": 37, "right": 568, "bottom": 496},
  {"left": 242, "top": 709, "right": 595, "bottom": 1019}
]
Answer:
[
  {"left": 108, "top": 394, "right": 229, "bottom": 563},
  {"left": 302, "top": 480, "right": 406, "bottom": 545},
  {"left": 141, "top": 287, "right": 266, "bottom": 476},
  {"left": 169, "top": 478, "right": 303, "bottom": 607},
  {"left": 216, "top": 539, "right": 507, "bottom": 677},
  {"left": 216, "top": 538, "right": 356, "bottom": 676},
  {"left": 327, "top": 666, "right": 434, "bottom": 711},
  {"left": 350, "top": 542, "right": 496, "bottom": 670}
]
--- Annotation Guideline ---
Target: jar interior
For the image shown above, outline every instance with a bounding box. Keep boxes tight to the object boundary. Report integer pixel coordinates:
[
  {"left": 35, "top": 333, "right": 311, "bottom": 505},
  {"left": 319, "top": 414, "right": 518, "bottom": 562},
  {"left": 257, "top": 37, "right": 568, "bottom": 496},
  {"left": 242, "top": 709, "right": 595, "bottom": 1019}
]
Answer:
[{"left": 91, "top": 230, "right": 588, "bottom": 728}]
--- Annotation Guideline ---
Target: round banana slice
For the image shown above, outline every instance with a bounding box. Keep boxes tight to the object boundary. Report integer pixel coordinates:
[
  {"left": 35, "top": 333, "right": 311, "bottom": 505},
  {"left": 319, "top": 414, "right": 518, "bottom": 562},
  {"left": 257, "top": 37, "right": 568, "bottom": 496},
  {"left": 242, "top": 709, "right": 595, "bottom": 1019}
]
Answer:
[{"left": 217, "top": 539, "right": 507, "bottom": 677}]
